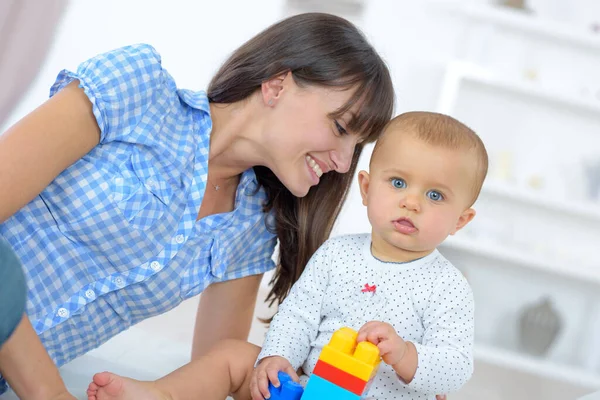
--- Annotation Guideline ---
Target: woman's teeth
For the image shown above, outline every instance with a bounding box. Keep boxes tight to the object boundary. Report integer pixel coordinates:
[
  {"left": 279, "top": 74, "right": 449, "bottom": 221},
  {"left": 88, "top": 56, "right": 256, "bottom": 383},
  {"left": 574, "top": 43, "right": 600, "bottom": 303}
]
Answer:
[{"left": 306, "top": 155, "right": 323, "bottom": 177}]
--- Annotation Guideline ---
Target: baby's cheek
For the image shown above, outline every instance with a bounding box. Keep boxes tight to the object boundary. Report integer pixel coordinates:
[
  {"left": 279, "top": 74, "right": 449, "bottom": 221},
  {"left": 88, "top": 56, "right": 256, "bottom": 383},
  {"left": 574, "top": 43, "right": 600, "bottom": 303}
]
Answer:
[
  {"left": 424, "top": 214, "right": 455, "bottom": 241},
  {"left": 367, "top": 205, "right": 384, "bottom": 225}
]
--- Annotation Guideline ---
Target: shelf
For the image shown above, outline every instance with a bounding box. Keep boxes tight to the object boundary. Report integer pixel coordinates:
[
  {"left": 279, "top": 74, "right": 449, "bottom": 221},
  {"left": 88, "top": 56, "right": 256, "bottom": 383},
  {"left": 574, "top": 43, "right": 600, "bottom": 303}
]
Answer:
[
  {"left": 457, "top": 3, "right": 600, "bottom": 52},
  {"left": 476, "top": 344, "right": 600, "bottom": 390},
  {"left": 461, "top": 69, "right": 600, "bottom": 117},
  {"left": 436, "top": 60, "right": 600, "bottom": 118},
  {"left": 481, "top": 180, "right": 600, "bottom": 223},
  {"left": 440, "top": 236, "right": 600, "bottom": 285}
]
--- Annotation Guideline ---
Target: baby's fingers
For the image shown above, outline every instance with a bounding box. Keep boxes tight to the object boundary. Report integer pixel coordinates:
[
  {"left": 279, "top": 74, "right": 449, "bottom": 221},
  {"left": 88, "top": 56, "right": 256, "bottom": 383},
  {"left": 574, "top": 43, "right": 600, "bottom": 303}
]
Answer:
[
  {"left": 266, "top": 367, "right": 282, "bottom": 389},
  {"left": 377, "top": 339, "right": 398, "bottom": 355},
  {"left": 251, "top": 369, "right": 270, "bottom": 399},
  {"left": 357, "top": 321, "right": 381, "bottom": 342},
  {"left": 283, "top": 364, "right": 300, "bottom": 383}
]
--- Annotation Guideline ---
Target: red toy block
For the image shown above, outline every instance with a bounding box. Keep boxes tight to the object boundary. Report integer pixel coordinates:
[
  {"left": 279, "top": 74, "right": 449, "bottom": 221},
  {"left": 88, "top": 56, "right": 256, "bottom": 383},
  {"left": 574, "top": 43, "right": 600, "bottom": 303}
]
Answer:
[{"left": 312, "top": 359, "right": 367, "bottom": 395}]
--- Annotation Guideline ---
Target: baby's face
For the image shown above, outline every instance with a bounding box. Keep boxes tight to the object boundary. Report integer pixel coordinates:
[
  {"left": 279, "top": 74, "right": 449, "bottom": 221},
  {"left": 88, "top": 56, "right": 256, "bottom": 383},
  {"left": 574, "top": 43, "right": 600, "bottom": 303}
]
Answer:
[{"left": 359, "top": 131, "right": 476, "bottom": 261}]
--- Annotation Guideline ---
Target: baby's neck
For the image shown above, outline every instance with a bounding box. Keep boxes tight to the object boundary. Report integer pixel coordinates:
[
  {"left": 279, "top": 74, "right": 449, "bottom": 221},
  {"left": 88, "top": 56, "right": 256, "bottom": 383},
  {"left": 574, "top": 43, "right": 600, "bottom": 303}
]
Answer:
[{"left": 370, "top": 235, "right": 435, "bottom": 263}]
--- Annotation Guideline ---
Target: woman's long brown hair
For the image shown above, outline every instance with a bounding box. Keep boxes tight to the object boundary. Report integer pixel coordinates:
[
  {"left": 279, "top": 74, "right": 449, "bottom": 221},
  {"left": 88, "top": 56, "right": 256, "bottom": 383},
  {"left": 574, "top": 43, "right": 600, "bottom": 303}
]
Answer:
[{"left": 207, "top": 13, "right": 394, "bottom": 316}]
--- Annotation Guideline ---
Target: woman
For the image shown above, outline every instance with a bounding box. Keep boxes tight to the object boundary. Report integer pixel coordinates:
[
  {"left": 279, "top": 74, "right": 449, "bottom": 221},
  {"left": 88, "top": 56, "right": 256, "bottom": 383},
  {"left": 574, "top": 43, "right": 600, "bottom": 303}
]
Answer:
[{"left": 0, "top": 12, "right": 394, "bottom": 399}]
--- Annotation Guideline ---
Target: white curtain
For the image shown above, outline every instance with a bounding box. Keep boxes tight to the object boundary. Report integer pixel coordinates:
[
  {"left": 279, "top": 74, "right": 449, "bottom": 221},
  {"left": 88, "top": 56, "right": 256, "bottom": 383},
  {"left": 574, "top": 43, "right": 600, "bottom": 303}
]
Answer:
[{"left": 0, "top": 0, "right": 67, "bottom": 125}]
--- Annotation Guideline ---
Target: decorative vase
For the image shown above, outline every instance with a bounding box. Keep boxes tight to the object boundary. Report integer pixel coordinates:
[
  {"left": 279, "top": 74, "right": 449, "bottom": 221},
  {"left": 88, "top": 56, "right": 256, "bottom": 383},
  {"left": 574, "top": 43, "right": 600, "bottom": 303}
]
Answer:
[{"left": 518, "top": 297, "right": 562, "bottom": 357}]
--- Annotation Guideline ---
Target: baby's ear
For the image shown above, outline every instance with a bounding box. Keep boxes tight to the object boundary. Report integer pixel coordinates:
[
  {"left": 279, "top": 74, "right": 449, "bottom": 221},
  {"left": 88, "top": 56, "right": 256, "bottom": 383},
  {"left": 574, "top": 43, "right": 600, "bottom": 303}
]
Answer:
[
  {"left": 451, "top": 208, "right": 476, "bottom": 235},
  {"left": 358, "top": 171, "right": 370, "bottom": 206}
]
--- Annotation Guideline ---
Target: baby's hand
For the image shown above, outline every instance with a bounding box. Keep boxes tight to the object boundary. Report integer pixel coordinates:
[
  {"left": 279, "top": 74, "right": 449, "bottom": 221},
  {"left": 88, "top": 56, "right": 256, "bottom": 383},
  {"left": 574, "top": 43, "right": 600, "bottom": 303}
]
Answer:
[
  {"left": 357, "top": 321, "right": 408, "bottom": 367},
  {"left": 250, "top": 355, "right": 299, "bottom": 400}
]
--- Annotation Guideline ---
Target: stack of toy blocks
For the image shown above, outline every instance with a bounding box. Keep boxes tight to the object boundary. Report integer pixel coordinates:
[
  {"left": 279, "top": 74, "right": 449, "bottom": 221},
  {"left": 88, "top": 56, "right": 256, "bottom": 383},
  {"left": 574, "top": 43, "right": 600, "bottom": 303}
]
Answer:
[{"left": 302, "top": 327, "right": 381, "bottom": 399}]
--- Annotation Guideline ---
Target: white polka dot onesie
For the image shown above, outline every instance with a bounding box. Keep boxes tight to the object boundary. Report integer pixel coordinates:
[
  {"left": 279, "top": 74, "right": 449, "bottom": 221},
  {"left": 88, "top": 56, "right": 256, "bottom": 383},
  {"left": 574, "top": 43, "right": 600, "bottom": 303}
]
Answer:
[{"left": 257, "top": 233, "right": 474, "bottom": 399}]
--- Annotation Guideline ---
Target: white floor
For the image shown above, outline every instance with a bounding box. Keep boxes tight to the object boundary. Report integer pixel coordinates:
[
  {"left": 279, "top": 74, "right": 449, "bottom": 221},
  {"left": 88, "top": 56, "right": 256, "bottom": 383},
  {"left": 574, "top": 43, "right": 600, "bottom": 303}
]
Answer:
[
  {"left": 0, "top": 289, "right": 273, "bottom": 400},
  {"left": 0, "top": 288, "right": 596, "bottom": 399}
]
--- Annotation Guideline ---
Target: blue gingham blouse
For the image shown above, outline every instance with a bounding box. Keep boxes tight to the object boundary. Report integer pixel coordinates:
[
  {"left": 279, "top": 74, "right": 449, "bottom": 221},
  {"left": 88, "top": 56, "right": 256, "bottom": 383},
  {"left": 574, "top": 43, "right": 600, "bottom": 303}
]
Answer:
[{"left": 0, "top": 44, "right": 277, "bottom": 369}]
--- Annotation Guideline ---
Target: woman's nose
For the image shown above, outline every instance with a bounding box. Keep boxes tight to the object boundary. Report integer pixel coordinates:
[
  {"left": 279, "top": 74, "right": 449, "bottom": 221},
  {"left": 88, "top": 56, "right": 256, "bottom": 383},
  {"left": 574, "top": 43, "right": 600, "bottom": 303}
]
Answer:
[{"left": 330, "top": 141, "right": 354, "bottom": 173}]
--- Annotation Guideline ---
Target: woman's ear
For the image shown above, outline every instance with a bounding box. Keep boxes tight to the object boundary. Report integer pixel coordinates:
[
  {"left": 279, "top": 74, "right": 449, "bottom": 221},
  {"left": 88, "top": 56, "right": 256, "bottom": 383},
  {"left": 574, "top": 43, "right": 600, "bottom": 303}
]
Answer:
[
  {"left": 261, "top": 71, "right": 291, "bottom": 107},
  {"left": 358, "top": 170, "right": 370, "bottom": 206}
]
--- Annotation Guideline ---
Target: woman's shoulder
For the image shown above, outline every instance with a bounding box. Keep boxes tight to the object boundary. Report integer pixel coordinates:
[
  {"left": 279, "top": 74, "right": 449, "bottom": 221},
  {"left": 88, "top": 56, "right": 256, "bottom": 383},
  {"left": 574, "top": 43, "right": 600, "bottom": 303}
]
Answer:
[
  {"left": 51, "top": 44, "right": 174, "bottom": 103},
  {"left": 81, "top": 43, "right": 163, "bottom": 73},
  {"left": 50, "top": 44, "right": 195, "bottom": 145}
]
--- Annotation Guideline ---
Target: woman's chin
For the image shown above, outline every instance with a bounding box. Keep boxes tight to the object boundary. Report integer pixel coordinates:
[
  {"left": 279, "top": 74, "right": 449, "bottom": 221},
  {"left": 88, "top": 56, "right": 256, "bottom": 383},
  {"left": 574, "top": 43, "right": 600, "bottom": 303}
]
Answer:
[
  {"left": 285, "top": 180, "right": 312, "bottom": 198},
  {"left": 276, "top": 171, "right": 313, "bottom": 198},
  {"left": 291, "top": 185, "right": 311, "bottom": 198}
]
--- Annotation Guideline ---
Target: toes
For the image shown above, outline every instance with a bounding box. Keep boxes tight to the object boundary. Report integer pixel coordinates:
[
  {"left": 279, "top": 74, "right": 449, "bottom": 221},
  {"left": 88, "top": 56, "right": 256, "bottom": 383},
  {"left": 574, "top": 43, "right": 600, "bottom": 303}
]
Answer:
[
  {"left": 93, "top": 372, "right": 112, "bottom": 386},
  {"left": 87, "top": 383, "right": 98, "bottom": 400}
]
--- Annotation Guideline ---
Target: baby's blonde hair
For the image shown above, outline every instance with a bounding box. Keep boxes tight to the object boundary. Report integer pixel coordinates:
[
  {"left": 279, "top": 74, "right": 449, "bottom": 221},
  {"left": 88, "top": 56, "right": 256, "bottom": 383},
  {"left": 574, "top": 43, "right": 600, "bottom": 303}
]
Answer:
[{"left": 371, "top": 111, "right": 488, "bottom": 206}]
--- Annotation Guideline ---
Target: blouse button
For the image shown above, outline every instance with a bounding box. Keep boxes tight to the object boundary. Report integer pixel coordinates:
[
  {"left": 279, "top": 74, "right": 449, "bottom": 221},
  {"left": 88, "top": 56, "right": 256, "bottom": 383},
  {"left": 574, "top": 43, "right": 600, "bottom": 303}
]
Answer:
[
  {"left": 150, "top": 261, "right": 162, "bottom": 272},
  {"left": 114, "top": 277, "right": 125, "bottom": 288},
  {"left": 85, "top": 289, "right": 96, "bottom": 299},
  {"left": 175, "top": 234, "right": 185, "bottom": 244},
  {"left": 57, "top": 308, "right": 69, "bottom": 318}
]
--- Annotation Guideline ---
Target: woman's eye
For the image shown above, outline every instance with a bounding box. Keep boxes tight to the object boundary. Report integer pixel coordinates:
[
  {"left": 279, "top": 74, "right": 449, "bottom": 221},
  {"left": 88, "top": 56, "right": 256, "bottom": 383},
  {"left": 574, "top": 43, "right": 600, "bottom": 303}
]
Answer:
[
  {"left": 391, "top": 178, "right": 406, "bottom": 189},
  {"left": 335, "top": 120, "right": 348, "bottom": 136},
  {"left": 427, "top": 190, "right": 444, "bottom": 201}
]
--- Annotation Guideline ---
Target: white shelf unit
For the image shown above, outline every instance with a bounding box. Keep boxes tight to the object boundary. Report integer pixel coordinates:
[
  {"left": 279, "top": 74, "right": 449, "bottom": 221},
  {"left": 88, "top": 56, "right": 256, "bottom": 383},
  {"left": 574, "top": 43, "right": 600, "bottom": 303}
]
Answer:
[
  {"left": 432, "top": 5, "right": 600, "bottom": 394},
  {"left": 481, "top": 180, "right": 600, "bottom": 224},
  {"left": 457, "top": 3, "right": 600, "bottom": 52},
  {"left": 440, "top": 235, "right": 600, "bottom": 286},
  {"left": 476, "top": 344, "right": 600, "bottom": 390},
  {"left": 436, "top": 60, "right": 600, "bottom": 116},
  {"left": 440, "top": 181, "right": 600, "bottom": 386},
  {"left": 430, "top": 1, "right": 600, "bottom": 52},
  {"left": 441, "top": 231, "right": 600, "bottom": 391}
]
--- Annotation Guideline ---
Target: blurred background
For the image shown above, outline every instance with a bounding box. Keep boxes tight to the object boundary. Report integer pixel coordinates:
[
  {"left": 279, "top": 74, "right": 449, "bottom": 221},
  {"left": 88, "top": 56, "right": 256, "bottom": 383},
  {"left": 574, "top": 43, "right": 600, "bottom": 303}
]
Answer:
[{"left": 1, "top": 0, "right": 599, "bottom": 399}]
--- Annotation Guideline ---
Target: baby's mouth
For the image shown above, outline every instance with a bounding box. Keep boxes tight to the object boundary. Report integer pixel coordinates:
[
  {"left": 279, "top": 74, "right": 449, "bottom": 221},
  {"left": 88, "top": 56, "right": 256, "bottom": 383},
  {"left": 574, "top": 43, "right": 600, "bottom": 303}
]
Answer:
[
  {"left": 394, "top": 217, "right": 415, "bottom": 228},
  {"left": 392, "top": 217, "right": 417, "bottom": 234}
]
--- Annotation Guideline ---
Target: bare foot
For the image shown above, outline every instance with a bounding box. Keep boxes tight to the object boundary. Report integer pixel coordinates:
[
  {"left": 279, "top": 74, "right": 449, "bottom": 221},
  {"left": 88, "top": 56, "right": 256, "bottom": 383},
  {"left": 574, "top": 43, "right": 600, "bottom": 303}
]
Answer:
[{"left": 87, "top": 372, "right": 172, "bottom": 400}]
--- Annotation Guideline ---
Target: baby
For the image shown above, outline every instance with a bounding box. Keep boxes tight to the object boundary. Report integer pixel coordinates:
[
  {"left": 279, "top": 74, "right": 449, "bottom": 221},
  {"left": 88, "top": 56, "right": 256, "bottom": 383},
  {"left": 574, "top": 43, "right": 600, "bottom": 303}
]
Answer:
[{"left": 87, "top": 111, "right": 488, "bottom": 400}]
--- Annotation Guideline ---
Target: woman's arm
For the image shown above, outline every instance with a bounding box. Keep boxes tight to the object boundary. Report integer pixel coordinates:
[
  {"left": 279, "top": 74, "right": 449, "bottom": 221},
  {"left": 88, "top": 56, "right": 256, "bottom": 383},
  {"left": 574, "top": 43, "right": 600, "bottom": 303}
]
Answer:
[
  {"left": 192, "top": 273, "right": 263, "bottom": 359},
  {"left": 0, "top": 80, "right": 99, "bottom": 223},
  {"left": 0, "top": 81, "right": 100, "bottom": 399},
  {"left": 0, "top": 316, "right": 75, "bottom": 400}
]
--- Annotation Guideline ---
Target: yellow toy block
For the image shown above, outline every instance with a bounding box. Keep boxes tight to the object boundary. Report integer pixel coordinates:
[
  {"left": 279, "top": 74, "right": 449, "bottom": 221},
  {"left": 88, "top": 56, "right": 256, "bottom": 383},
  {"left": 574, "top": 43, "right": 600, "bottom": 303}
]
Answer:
[{"left": 318, "top": 327, "right": 381, "bottom": 382}]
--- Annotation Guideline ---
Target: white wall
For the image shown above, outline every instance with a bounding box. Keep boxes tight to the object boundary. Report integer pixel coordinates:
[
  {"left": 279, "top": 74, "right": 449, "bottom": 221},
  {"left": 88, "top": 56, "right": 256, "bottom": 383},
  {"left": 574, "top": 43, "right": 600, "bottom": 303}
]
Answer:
[{"left": 3, "top": 0, "right": 286, "bottom": 129}]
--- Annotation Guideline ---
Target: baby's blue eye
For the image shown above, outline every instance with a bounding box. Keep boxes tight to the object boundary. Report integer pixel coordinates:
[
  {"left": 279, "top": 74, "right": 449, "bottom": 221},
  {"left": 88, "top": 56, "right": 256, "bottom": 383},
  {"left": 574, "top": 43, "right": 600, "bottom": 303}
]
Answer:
[
  {"left": 427, "top": 190, "right": 444, "bottom": 201},
  {"left": 391, "top": 178, "right": 406, "bottom": 189}
]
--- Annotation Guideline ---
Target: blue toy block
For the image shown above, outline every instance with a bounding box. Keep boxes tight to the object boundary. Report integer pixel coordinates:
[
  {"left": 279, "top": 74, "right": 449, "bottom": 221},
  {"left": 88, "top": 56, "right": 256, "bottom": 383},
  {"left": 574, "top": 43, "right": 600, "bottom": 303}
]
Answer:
[
  {"left": 301, "top": 375, "right": 360, "bottom": 400},
  {"left": 268, "top": 371, "right": 304, "bottom": 400}
]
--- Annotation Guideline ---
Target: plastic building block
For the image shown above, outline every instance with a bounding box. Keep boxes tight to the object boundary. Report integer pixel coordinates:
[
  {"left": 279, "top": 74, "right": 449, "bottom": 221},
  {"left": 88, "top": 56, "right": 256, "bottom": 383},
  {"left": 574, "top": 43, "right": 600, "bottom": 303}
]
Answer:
[
  {"left": 301, "top": 375, "right": 360, "bottom": 400},
  {"left": 268, "top": 371, "right": 304, "bottom": 400},
  {"left": 317, "top": 327, "right": 380, "bottom": 381},
  {"left": 312, "top": 359, "right": 366, "bottom": 395},
  {"left": 302, "top": 327, "right": 381, "bottom": 399}
]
